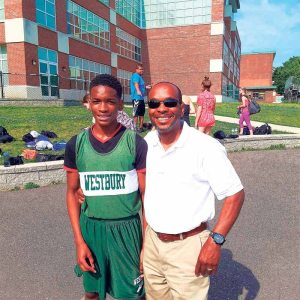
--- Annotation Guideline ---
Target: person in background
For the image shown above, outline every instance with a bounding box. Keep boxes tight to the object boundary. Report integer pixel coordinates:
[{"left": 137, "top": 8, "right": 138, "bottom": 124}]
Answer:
[
  {"left": 182, "top": 95, "right": 195, "bottom": 126},
  {"left": 65, "top": 74, "right": 147, "bottom": 300},
  {"left": 82, "top": 92, "right": 135, "bottom": 130},
  {"left": 130, "top": 64, "right": 151, "bottom": 133},
  {"left": 238, "top": 88, "right": 253, "bottom": 135},
  {"left": 82, "top": 93, "right": 96, "bottom": 124},
  {"left": 143, "top": 81, "right": 244, "bottom": 300},
  {"left": 195, "top": 76, "right": 216, "bottom": 135}
]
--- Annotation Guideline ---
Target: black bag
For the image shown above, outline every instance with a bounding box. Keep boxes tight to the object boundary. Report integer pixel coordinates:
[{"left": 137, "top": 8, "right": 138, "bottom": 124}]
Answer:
[
  {"left": 8, "top": 156, "right": 24, "bottom": 166},
  {"left": 22, "top": 132, "right": 35, "bottom": 143},
  {"left": 243, "top": 126, "right": 250, "bottom": 135},
  {"left": 0, "top": 134, "right": 14, "bottom": 143},
  {"left": 36, "top": 153, "right": 64, "bottom": 162},
  {"left": 213, "top": 130, "right": 226, "bottom": 139},
  {"left": 0, "top": 126, "right": 14, "bottom": 143},
  {"left": 249, "top": 100, "right": 261, "bottom": 115},
  {"left": 0, "top": 126, "right": 8, "bottom": 136},
  {"left": 41, "top": 130, "right": 58, "bottom": 138},
  {"left": 254, "top": 123, "right": 272, "bottom": 135}
]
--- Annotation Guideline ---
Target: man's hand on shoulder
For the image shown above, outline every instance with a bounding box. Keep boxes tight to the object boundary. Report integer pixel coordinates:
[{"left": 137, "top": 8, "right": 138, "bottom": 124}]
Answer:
[{"left": 195, "top": 237, "right": 221, "bottom": 277}]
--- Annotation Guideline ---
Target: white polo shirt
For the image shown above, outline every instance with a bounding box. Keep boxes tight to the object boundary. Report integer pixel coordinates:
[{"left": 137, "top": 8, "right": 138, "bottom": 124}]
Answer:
[{"left": 144, "top": 123, "right": 243, "bottom": 234}]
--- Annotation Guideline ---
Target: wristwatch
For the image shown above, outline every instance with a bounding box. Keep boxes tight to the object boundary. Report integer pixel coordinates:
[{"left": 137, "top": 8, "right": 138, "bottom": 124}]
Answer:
[{"left": 209, "top": 231, "right": 226, "bottom": 245}]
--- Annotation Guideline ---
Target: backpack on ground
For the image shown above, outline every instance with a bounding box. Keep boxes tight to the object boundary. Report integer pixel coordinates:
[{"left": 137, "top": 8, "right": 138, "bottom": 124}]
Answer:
[
  {"left": 213, "top": 130, "right": 226, "bottom": 139},
  {"left": 0, "top": 126, "right": 8, "bottom": 136},
  {"left": 254, "top": 123, "right": 272, "bottom": 135},
  {"left": 243, "top": 126, "right": 250, "bottom": 135},
  {"left": 0, "top": 126, "right": 14, "bottom": 143},
  {"left": 249, "top": 99, "right": 261, "bottom": 115}
]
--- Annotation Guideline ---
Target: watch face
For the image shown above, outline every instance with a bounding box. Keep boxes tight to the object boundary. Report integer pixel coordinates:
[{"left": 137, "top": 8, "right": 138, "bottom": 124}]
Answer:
[{"left": 213, "top": 233, "right": 225, "bottom": 244}]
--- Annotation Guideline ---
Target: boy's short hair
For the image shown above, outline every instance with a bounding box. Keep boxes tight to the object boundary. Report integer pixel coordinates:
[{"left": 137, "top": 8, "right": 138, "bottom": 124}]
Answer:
[{"left": 89, "top": 74, "right": 122, "bottom": 99}]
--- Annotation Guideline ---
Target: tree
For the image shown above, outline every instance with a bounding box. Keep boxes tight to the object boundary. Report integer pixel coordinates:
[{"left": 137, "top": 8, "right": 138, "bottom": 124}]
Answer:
[{"left": 273, "top": 56, "right": 300, "bottom": 94}]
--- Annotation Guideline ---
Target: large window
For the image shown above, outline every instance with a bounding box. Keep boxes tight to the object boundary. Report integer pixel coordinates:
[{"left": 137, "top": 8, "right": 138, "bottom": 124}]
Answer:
[
  {"left": 223, "top": 41, "right": 229, "bottom": 67},
  {"left": 0, "top": 46, "right": 8, "bottom": 85},
  {"left": 38, "top": 47, "right": 58, "bottom": 97},
  {"left": 116, "top": 28, "right": 141, "bottom": 62},
  {"left": 36, "top": 0, "right": 56, "bottom": 30},
  {"left": 67, "top": 0, "right": 110, "bottom": 50},
  {"left": 117, "top": 69, "right": 132, "bottom": 96},
  {"left": 98, "top": 0, "right": 109, "bottom": 6},
  {"left": 69, "top": 55, "right": 111, "bottom": 90},
  {"left": 0, "top": 0, "right": 4, "bottom": 21},
  {"left": 116, "top": 0, "right": 141, "bottom": 27},
  {"left": 143, "top": 0, "right": 212, "bottom": 28}
]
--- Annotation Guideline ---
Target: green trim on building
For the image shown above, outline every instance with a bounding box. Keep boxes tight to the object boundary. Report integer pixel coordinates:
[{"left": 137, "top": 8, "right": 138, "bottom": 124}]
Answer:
[
  {"left": 246, "top": 86, "right": 276, "bottom": 90},
  {"left": 241, "top": 51, "right": 276, "bottom": 55}
]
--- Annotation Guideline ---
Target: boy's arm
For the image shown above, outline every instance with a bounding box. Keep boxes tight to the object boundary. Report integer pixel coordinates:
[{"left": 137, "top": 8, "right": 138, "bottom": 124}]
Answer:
[{"left": 66, "top": 171, "right": 96, "bottom": 273}]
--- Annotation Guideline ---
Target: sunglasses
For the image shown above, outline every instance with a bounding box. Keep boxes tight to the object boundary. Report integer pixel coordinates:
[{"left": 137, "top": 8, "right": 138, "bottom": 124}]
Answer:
[{"left": 148, "top": 98, "right": 179, "bottom": 109}]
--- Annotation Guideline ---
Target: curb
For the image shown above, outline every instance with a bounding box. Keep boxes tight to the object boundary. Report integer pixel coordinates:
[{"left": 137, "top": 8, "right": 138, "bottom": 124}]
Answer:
[{"left": 1, "top": 134, "right": 300, "bottom": 191}]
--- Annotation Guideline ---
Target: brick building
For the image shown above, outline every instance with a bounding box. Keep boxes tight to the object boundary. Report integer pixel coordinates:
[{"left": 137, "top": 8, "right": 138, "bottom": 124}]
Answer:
[
  {"left": 240, "top": 51, "right": 276, "bottom": 103},
  {"left": 0, "top": 0, "right": 241, "bottom": 102}
]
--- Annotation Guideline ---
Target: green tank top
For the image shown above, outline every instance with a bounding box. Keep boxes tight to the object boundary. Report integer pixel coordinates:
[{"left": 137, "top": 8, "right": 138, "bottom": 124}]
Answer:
[{"left": 76, "top": 129, "right": 141, "bottom": 219}]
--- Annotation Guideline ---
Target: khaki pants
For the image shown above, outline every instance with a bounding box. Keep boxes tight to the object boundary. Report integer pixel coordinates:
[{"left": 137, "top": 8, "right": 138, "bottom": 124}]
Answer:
[{"left": 143, "top": 226, "right": 210, "bottom": 300}]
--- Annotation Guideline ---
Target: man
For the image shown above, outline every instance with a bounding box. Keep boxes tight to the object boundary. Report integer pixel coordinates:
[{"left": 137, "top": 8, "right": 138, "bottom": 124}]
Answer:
[
  {"left": 130, "top": 64, "right": 148, "bottom": 132},
  {"left": 143, "top": 82, "right": 244, "bottom": 300},
  {"left": 64, "top": 74, "right": 147, "bottom": 300}
]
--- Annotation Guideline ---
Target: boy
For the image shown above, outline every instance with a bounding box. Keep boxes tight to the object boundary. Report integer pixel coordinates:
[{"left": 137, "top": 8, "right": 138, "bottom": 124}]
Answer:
[{"left": 64, "top": 74, "right": 147, "bottom": 300}]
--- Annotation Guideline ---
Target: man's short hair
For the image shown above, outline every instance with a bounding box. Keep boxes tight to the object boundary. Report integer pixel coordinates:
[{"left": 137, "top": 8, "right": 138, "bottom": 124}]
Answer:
[
  {"left": 152, "top": 81, "right": 182, "bottom": 104},
  {"left": 89, "top": 74, "right": 122, "bottom": 99}
]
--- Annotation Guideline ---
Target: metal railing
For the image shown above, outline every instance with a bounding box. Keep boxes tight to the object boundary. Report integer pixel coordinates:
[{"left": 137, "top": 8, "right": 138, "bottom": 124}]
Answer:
[{"left": 0, "top": 71, "right": 90, "bottom": 100}]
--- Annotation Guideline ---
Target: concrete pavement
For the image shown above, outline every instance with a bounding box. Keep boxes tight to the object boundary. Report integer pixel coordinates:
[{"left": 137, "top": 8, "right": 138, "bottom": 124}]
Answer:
[
  {"left": 215, "top": 115, "right": 300, "bottom": 134},
  {"left": 0, "top": 149, "right": 299, "bottom": 299}
]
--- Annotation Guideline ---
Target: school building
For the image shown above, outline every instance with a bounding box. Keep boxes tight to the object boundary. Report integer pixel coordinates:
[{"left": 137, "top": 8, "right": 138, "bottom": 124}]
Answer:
[
  {"left": 0, "top": 0, "right": 241, "bottom": 102},
  {"left": 240, "top": 51, "right": 276, "bottom": 103}
]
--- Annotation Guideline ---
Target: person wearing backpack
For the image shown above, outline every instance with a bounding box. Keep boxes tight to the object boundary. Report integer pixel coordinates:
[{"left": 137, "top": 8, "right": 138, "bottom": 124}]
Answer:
[{"left": 238, "top": 88, "right": 253, "bottom": 135}]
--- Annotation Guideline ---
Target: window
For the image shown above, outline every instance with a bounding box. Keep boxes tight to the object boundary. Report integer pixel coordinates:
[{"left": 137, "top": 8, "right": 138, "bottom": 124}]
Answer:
[
  {"left": 117, "top": 69, "right": 132, "bottom": 96},
  {"left": 116, "top": 28, "right": 141, "bottom": 62},
  {"left": 253, "top": 92, "right": 265, "bottom": 100},
  {"left": 38, "top": 47, "right": 58, "bottom": 97},
  {"left": 142, "top": 0, "right": 212, "bottom": 29},
  {"left": 116, "top": 0, "right": 141, "bottom": 27},
  {"left": 222, "top": 75, "right": 228, "bottom": 97},
  {"left": 223, "top": 41, "right": 229, "bottom": 66},
  {"left": 0, "top": 0, "right": 4, "bottom": 21},
  {"left": 222, "top": 75, "right": 238, "bottom": 99},
  {"left": 69, "top": 55, "right": 111, "bottom": 90},
  {"left": 98, "top": 0, "right": 109, "bottom": 6},
  {"left": 0, "top": 46, "right": 8, "bottom": 85},
  {"left": 36, "top": 0, "right": 56, "bottom": 30},
  {"left": 67, "top": 1, "right": 110, "bottom": 50}
]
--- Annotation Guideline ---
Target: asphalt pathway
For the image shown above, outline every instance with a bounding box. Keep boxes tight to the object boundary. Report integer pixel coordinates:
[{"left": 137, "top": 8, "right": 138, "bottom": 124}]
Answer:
[{"left": 0, "top": 149, "right": 299, "bottom": 300}]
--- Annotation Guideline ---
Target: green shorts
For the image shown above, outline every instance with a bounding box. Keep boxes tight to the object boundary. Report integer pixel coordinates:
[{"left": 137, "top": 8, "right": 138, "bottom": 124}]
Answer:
[{"left": 76, "top": 213, "right": 144, "bottom": 300}]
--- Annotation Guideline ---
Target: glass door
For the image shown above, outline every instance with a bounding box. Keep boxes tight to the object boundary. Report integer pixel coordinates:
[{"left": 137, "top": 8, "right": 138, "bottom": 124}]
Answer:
[{"left": 38, "top": 47, "right": 59, "bottom": 99}]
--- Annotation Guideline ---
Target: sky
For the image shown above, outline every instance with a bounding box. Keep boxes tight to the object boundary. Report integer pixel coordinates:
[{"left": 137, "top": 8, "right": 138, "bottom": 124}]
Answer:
[{"left": 236, "top": 0, "right": 300, "bottom": 67}]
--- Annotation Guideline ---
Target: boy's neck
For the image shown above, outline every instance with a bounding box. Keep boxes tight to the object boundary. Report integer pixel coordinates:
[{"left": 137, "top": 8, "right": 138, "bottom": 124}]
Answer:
[{"left": 92, "top": 121, "right": 121, "bottom": 142}]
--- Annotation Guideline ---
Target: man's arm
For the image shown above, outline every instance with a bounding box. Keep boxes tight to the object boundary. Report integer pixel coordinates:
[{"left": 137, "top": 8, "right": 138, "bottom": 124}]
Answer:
[
  {"left": 134, "top": 82, "right": 142, "bottom": 96},
  {"left": 195, "top": 189, "right": 244, "bottom": 276},
  {"left": 66, "top": 171, "right": 96, "bottom": 273}
]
